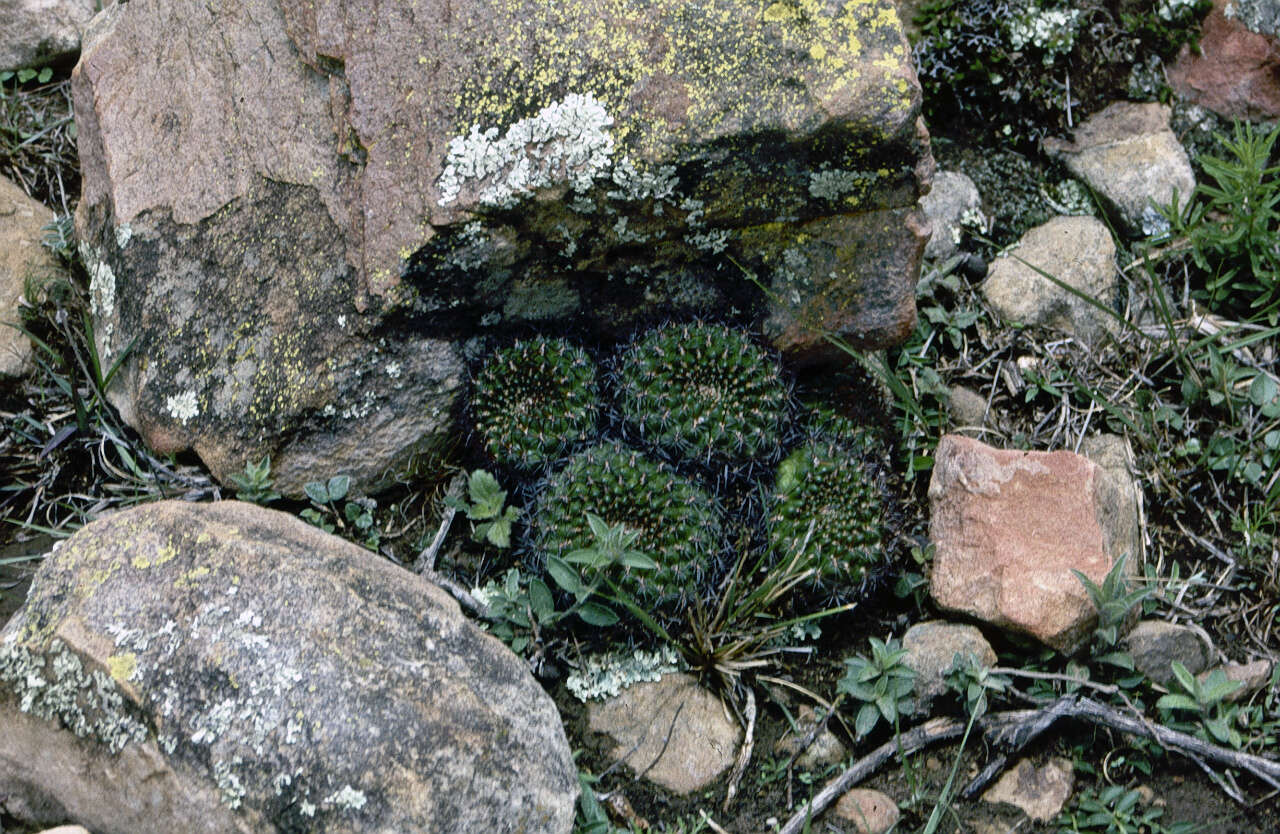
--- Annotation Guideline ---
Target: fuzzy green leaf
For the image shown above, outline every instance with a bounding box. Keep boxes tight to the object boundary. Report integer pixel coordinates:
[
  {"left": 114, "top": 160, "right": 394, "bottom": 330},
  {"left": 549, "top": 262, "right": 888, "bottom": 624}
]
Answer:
[
  {"left": 577, "top": 602, "right": 619, "bottom": 627},
  {"left": 326, "top": 475, "right": 350, "bottom": 502},
  {"left": 545, "top": 555, "right": 583, "bottom": 596},
  {"left": 855, "top": 702, "right": 879, "bottom": 738},
  {"left": 528, "top": 579, "right": 554, "bottom": 621},
  {"left": 467, "top": 470, "right": 507, "bottom": 520},
  {"left": 304, "top": 481, "right": 330, "bottom": 505}
]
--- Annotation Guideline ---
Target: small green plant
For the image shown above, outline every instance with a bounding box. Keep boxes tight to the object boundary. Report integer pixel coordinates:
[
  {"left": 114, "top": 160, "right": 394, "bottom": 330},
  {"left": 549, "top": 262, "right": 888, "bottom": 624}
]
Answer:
[
  {"left": 470, "top": 336, "right": 601, "bottom": 469},
  {"left": 1055, "top": 786, "right": 1199, "bottom": 834},
  {"left": 1156, "top": 661, "right": 1245, "bottom": 749},
  {"left": 836, "top": 636, "right": 916, "bottom": 739},
  {"left": 767, "top": 436, "right": 884, "bottom": 582},
  {"left": 1160, "top": 120, "right": 1280, "bottom": 322},
  {"left": 446, "top": 468, "right": 520, "bottom": 548},
  {"left": 475, "top": 514, "right": 656, "bottom": 653},
  {"left": 614, "top": 321, "right": 788, "bottom": 464},
  {"left": 573, "top": 768, "right": 612, "bottom": 834},
  {"left": 531, "top": 442, "right": 722, "bottom": 607},
  {"left": 301, "top": 474, "right": 381, "bottom": 550},
  {"left": 1073, "top": 554, "right": 1151, "bottom": 650},
  {"left": 945, "top": 652, "right": 1011, "bottom": 718},
  {"left": 229, "top": 456, "right": 281, "bottom": 505},
  {"left": 0, "top": 67, "right": 53, "bottom": 85}
]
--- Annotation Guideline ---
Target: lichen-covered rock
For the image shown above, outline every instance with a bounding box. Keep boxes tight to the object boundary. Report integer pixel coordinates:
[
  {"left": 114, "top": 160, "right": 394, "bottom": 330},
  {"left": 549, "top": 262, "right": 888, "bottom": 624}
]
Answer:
[
  {"left": 0, "top": 0, "right": 97, "bottom": 71},
  {"left": 1123, "top": 620, "right": 1215, "bottom": 688},
  {"left": 920, "top": 170, "right": 982, "bottom": 261},
  {"left": 1043, "top": 101, "right": 1195, "bottom": 234},
  {"left": 71, "top": 0, "right": 930, "bottom": 492},
  {"left": 0, "top": 500, "right": 576, "bottom": 834},
  {"left": 981, "top": 757, "right": 1073, "bottom": 822}
]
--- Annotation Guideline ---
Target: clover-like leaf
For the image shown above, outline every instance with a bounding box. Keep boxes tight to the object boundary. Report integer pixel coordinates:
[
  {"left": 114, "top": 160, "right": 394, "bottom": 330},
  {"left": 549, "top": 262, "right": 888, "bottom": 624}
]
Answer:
[{"left": 467, "top": 469, "right": 507, "bottom": 520}]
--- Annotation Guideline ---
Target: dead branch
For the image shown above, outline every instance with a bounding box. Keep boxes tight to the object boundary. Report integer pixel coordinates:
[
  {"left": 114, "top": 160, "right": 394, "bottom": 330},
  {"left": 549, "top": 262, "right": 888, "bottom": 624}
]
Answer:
[
  {"left": 778, "top": 695, "right": 1280, "bottom": 834},
  {"left": 722, "top": 687, "right": 757, "bottom": 812}
]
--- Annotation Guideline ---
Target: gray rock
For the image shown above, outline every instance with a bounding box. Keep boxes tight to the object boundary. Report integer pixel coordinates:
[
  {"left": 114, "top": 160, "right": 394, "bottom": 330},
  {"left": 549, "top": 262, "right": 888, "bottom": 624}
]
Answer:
[
  {"left": 72, "top": 0, "right": 931, "bottom": 493},
  {"left": 1124, "top": 620, "right": 1215, "bottom": 687},
  {"left": 1, "top": 175, "right": 66, "bottom": 380},
  {"left": 1044, "top": 101, "right": 1196, "bottom": 235},
  {"left": 982, "top": 757, "right": 1074, "bottom": 822},
  {"left": 1079, "top": 434, "right": 1145, "bottom": 569},
  {"left": 982, "top": 215, "right": 1118, "bottom": 345},
  {"left": 902, "top": 621, "right": 997, "bottom": 713},
  {"left": 773, "top": 705, "right": 846, "bottom": 770},
  {"left": 920, "top": 170, "right": 982, "bottom": 260},
  {"left": 0, "top": 500, "right": 576, "bottom": 834},
  {"left": 946, "top": 385, "right": 989, "bottom": 428},
  {"left": 830, "top": 788, "right": 900, "bottom": 834},
  {"left": 0, "top": 0, "right": 97, "bottom": 71},
  {"left": 587, "top": 672, "right": 740, "bottom": 794}
]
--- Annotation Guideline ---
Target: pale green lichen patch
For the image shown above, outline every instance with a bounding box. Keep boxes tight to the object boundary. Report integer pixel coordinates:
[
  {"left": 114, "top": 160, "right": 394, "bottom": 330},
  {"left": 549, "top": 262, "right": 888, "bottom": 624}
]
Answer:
[
  {"left": 0, "top": 629, "right": 148, "bottom": 753},
  {"left": 566, "top": 646, "right": 683, "bottom": 702}
]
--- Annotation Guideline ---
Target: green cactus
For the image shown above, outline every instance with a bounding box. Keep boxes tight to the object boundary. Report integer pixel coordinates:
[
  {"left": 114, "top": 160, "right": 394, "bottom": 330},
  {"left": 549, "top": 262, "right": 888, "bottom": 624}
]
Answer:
[
  {"left": 531, "top": 442, "right": 723, "bottom": 605},
  {"left": 768, "top": 434, "right": 884, "bottom": 582},
  {"left": 471, "top": 336, "right": 601, "bottom": 469},
  {"left": 614, "top": 322, "right": 788, "bottom": 464}
]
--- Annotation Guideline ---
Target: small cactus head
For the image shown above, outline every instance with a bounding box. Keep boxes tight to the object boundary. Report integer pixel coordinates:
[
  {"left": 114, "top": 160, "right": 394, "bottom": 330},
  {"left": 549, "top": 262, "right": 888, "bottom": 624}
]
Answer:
[
  {"left": 471, "top": 336, "right": 601, "bottom": 470},
  {"left": 614, "top": 322, "right": 788, "bottom": 465},
  {"left": 531, "top": 441, "right": 723, "bottom": 606},
  {"left": 767, "top": 432, "right": 885, "bottom": 583}
]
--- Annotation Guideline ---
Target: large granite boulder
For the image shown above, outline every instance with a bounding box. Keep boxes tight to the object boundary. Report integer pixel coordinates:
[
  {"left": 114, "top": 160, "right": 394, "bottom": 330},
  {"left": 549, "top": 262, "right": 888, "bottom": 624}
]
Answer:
[
  {"left": 0, "top": 500, "right": 576, "bottom": 833},
  {"left": 1043, "top": 101, "right": 1196, "bottom": 235},
  {"left": 0, "top": 0, "right": 97, "bottom": 71},
  {"left": 71, "top": 0, "right": 931, "bottom": 495}
]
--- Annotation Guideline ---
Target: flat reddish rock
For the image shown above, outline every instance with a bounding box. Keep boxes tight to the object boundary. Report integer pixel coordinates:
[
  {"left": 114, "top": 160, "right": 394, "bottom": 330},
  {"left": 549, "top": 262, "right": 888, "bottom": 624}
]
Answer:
[
  {"left": 1168, "top": 0, "right": 1280, "bottom": 120},
  {"left": 928, "top": 435, "right": 1130, "bottom": 654}
]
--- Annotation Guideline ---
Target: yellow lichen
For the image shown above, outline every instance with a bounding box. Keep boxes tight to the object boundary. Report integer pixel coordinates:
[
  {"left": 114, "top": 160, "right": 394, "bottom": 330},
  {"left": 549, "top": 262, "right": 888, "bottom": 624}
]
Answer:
[{"left": 107, "top": 652, "right": 138, "bottom": 684}]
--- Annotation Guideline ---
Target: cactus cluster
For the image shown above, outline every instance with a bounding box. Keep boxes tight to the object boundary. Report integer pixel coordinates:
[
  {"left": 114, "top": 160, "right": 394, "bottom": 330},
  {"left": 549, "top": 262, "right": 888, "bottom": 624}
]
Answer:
[
  {"left": 614, "top": 322, "right": 788, "bottom": 464},
  {"left": 470, "top": 336, "right": 601, "bottom": 469},
  {"left": 767, "top": 434, "right": 884, "bottom": 582},
  {"left": 531, "top": 442, "right": 723, "bottom": 605}
]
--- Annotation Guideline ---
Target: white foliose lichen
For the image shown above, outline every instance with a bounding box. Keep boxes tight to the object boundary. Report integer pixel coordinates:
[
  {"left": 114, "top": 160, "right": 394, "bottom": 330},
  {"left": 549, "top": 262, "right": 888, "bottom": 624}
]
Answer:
[
  {"left": 566, "top": 645, "right": 683, "bottom": 702},
  {"left": 1225, "top": 0, "right": 1280, "bottom": 37},
  {"left": 808, "top": 167, "right": 876, "bottom": 201},
  {"left": 79, "top": 241, "right": 116, "bottom": 351},
  {"left": 0, "top": 634, "right": 149, "bottom": 754},
  {"left": 166, "top": 389, "right": 199, "bottom": 424},
  {"left": 1041, "top": 179, "right": 1094, "bottom": 217},
  {"left": 607, "top": 157, "right": 679, "bottom": 202},
  {"left": 324, "top": 784, "right": 368, "bottom": 811},
  {"left": 214, "top": 757, "right": 248, "bottom": 809},
  {"left": 115, "top": 223, "right": 133, "bottom": 249},
  {"left": 436, "top": 93, "right": 616, "bottom": 208},
  {"left": 684, "top": 228, "right": 730, "bottom": 254},
  {"left": 1006, "top": 4, "right": 1081, "bottom": 65}
]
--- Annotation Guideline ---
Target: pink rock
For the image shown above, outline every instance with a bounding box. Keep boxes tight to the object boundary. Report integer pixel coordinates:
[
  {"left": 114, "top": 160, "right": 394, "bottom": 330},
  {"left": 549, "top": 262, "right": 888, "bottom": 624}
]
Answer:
[
  {"left": 1168, "top": 0, "right": 1280, "bottom": 121},
  {"left": 928, "top": 435, "right": 1131, "bottom": 654}
]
